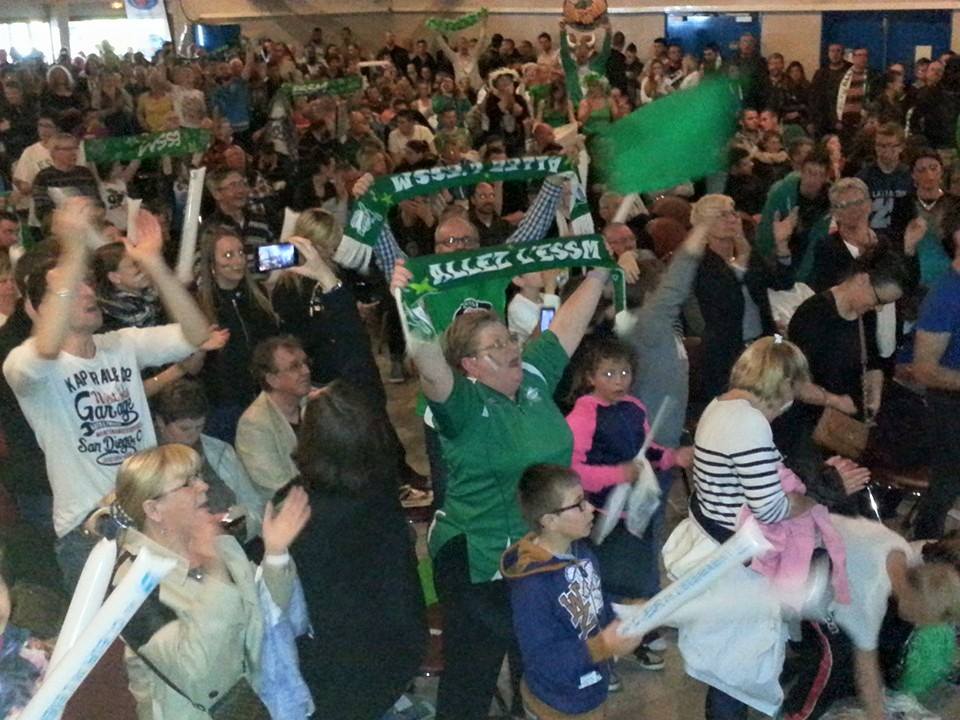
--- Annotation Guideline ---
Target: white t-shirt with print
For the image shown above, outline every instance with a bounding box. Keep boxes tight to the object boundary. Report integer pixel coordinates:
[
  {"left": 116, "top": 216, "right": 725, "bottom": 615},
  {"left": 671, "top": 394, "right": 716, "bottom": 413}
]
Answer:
[{"left": 3, "top": 324, "right": 194, "bottom": 536}]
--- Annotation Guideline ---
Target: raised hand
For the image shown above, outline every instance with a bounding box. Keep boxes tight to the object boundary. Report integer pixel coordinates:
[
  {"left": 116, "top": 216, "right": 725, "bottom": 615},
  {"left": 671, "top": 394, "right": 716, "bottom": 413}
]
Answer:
[
  {"left": 124, "top": 210, "right": 165, "bottom": 264},
  {"left": 904, "top": 216, "right": 927, "bottom": 256},
  {"left": 390, "top": 257, "right": 413, "bottom": 294},
  {"left": 262, "top": 485, "right": 312, "bottom": 556},
  {"left": 772, "top": 207, "right": 799, "bottom": 256}
]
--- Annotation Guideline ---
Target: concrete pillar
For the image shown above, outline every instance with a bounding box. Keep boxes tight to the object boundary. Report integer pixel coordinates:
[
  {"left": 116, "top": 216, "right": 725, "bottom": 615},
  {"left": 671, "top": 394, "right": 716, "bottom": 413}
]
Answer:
[{"left": 49, "top": 0, "right": 70, "bottom": 57}]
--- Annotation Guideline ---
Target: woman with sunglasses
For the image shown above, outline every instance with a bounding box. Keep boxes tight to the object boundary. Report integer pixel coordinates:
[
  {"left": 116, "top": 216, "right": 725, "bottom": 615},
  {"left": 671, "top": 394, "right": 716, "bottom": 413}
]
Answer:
[
  {"left": 391, "top": 254, "right": 611, "bottom": 720},
  {"left": 108, "top": 444, "right": 310, "bottom": 719},
  {"left": 774, "top": 249, "right": 909, "bottom": 509}
]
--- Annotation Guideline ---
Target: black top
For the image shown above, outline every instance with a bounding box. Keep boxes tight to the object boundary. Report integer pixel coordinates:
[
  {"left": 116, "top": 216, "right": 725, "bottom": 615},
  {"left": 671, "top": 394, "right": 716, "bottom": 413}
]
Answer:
[
  {"left": 200, "top": 284, "right": 279, "bottom": 407},
  {"left": 291, "top": 487, "right": 426, "bottom": 720},
  {"left": 0, "top": 302, "right": 48, "bottom": 496}
]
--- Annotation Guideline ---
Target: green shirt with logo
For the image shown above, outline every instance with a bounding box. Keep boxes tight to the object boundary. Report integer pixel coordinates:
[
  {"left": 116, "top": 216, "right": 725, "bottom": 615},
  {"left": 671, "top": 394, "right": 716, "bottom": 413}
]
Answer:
[{"left": 426, "top": 331, "right": 573, "bottom": 582}]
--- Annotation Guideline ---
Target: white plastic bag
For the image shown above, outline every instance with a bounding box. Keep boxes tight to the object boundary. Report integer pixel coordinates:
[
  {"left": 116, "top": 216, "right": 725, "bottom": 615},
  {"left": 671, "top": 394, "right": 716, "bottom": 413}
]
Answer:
[{"left": 625, "top": 456, "right": 661, "bottom": 538}]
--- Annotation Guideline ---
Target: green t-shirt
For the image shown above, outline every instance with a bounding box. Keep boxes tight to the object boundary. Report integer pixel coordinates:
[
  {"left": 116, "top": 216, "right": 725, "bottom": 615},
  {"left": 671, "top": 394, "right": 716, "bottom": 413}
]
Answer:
[{"left": 427, "top": 331, "right": 573, "bottom": 582}]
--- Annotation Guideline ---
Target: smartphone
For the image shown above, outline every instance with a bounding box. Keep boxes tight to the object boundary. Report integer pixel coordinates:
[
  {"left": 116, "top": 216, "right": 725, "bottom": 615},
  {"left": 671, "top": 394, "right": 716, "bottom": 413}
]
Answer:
[
  {"left": 256, "top": 243, "right": 298, "bottom": 273},
  {"left": 539, "top": 306, "right": 556, "bottom": 332}
]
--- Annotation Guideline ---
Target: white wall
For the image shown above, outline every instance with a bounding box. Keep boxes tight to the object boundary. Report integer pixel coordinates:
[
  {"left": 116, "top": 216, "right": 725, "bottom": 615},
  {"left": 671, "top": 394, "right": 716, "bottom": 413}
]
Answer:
[{"left": 760, "top": 12, "right": 821, "bottom": 76}]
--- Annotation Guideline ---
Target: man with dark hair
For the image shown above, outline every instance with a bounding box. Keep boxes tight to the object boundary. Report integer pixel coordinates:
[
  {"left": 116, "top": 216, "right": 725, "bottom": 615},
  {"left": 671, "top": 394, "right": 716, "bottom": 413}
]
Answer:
[
  {"left": 606, "top": 30, "right": 628, "bottom": 93},
  {"left": 236, "top": 335, "right": 312, "bottom": 502},
  {"left": 857, "top": 122, "right": 913, "bottom": 239},
  {"left": 756, "top": 149, "right": 833, "bottom": 282},
  {"left": 725, "top": 146, "right": 765, "bottom": 217},
  {"left": 387, "top": 109, "right": 436, "bottom": 164},
  {"left": 910, "top": 59, "right": 960, "bottom": 158},
  {"left": 2, "top": 201, "right": 210, "bottom": 591},
  {"left": 832, "top": 46, "right": 880, "bottom": 148},
  {"left": 729, "top": 33, "right": 769, "bottom": 111},
  {"left": 411, "top": 38, "right": 436, "bottom": 77},
  {"left": 811, "top": 42, "right": 852, "bottom": 135},
  {"left": 376, "top": 31, "right": 410, "bottom": 73},
  {"left": 0, "top": 211, "right": 21, "bottom": 267},
  {"left": 537, "top": 32, "right": 557, "bottom": 66},
  {"left": 702, "top": 43, "right": 722, "bottom": 74},
  {"left": 649, "top": 37, "right": 667, "bottom": 65}
]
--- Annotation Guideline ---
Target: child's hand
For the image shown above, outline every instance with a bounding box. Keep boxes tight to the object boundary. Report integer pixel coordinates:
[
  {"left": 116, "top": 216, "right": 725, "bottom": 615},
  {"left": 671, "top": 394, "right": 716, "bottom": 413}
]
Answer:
[{"left": 600, "top": 619, "right": 643, "bottom": 658}]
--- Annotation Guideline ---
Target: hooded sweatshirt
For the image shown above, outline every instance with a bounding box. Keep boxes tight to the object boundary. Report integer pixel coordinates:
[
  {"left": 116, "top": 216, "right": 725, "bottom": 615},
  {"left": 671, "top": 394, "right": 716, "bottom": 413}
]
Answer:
[{"left": 501, "top": 534, "right": 614, "bottom": 716}]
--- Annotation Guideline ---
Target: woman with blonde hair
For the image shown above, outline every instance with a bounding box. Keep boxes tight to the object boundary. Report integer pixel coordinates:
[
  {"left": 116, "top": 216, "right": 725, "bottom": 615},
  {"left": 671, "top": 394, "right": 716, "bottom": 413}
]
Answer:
[
  {"left": 195, "top": 225, "right": 279, "bottom": 442},
  {"left": 109, "top": 444, "right": 310, "bottom": 720},
  {"left": 692, "top": 194, "right": 795, "bottom": 400}
]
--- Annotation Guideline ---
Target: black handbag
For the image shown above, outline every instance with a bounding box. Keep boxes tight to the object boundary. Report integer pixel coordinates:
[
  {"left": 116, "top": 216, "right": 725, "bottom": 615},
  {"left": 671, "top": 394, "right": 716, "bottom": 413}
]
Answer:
[{"left": 128, "top": 646, "right": 269, "bottom": 720}]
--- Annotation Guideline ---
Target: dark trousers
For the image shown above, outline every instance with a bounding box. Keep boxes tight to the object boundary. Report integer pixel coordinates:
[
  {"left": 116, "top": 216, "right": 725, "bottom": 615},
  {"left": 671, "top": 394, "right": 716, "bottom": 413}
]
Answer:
[
  {"left": 705, "top": 686, "right": 749, "bottom": 720},
  {"left": 433, "top": 535, "right": 519, "bottom": 720},
  {"left": 914, "top": 392, "right": 960, "bottom": 539}
]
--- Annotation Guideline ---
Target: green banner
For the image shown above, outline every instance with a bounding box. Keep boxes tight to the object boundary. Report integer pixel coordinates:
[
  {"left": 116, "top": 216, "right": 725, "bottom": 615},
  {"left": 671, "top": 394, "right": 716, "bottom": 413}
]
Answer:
[
  {"left": 83, "top": 128, "right": 211, "bottom": 164},
  {"left": 284, "top": 75, "right": 363, "bottom": 99},
  {"left": 399, "top": 235, "right": 625, "bottom": 341},
  {"left": 425, "top": 8, "right": 488, "bottom": 33},
  {"left": 347, "top": 155, "right": 573, "bottom": 247},
  {"left": 602, "top": 78, "right": 739, "bottom": 194}
]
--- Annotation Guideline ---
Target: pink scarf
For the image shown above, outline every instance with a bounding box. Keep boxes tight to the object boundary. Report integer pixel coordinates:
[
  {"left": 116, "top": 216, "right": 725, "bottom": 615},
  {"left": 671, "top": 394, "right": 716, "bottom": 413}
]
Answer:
[{"left": 739, "top": 465, "right": 850, "bottom": 608}]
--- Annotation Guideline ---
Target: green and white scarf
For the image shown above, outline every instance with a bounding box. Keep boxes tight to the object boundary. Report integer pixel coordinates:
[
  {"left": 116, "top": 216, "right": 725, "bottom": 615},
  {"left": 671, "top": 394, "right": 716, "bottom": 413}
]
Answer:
[
  {"left": 399, "top": 235, "right": 624, "bottom": 341},
  {"left": 83, "top": 128, "right": 211, "bottom": 163},
  {"left": 425, "top": 8, "right": 488, "bottom": 34}
]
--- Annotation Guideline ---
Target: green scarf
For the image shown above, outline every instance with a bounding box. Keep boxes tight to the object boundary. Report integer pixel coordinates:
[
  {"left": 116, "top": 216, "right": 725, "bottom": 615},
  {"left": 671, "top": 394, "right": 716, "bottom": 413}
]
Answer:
[
  {"left": 347, "top": 155, "right": 577, "bottom": 247},
  {"left": 425, "top": 8, "right": 488, "bottom": 33},
  {"left": 283, "top": 75, "right": 364, "bottom": 99},
  {"left": 83, "top": 128, "right": 211, "bottom": 163},
  {"left": 399, "top": 235, "right": 625, "bottom": 341}
]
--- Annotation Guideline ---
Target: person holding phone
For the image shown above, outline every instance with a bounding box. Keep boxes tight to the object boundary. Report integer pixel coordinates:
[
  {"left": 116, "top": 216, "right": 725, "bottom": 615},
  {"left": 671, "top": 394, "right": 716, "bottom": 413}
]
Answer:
[
  {"left": 194, "top": 225, "right": 279, "bottom": 443},
  {"left": 507, "top": 270, "right": 560, "bottom": 347}
]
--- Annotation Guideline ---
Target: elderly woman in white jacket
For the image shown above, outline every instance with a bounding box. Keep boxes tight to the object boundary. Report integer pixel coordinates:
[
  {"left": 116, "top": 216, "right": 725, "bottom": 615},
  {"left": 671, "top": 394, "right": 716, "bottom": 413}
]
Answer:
[{"left": 110, "top": 444, "right": 310, "bottom": 719}]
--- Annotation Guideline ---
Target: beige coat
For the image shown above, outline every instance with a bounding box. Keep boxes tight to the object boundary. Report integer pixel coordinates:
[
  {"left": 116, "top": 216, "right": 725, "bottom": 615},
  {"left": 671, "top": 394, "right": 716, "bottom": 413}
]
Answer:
[
  {"left": 116, "top": 529, "right": 294, "bottom": 720},
  {"left": 235, "top": 391, "right": 300, "bottom": 503}
]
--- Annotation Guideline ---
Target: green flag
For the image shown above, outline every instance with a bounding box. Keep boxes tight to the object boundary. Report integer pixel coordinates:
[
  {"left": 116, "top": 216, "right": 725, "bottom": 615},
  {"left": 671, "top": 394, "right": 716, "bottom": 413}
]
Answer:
[
  {"left": 347, "top": 155, "right": 574, "bottom": 247},
  {"left": 398, "top": 235, "right": 625, "bottom": 341},
  {"left": 425, "top": 8, "right": 488, "bottom": 34},
  {"left": 83, "top": 128, "right": 211, "bottom": 163},
  {"left": 283, "top": 75, "right": 363, "bottom": 99},
  {"left": 601, "top": 78, "right": 739, "bottom": 194}
]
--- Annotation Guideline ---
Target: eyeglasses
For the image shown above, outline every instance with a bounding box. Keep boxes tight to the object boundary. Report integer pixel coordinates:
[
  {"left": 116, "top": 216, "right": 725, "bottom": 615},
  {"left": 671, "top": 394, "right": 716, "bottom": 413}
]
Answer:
[
  {"left": 831, "top": 197, "right": 868, "bottom": 211},
  {"left": 598, "top": 368, "right": 632, "bottom": 380},
  {"left": 439, "top": 235, "right": 478, "bottom": 249},
  {"left": 152, "top": 472, "right": 202, "bottom": 500},
  {"left": 551, "top": 495, "right": 590, "bottom": 515},
  {"left": 472, "top": 333, "right": 520, "bottom": 355}
]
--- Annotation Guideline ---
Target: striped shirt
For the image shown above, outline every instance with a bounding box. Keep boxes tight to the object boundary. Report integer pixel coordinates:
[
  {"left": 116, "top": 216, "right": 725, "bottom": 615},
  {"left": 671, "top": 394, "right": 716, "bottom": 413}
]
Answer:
[{"left": 692, "top": 398, "right": 788, "bottom": 530}]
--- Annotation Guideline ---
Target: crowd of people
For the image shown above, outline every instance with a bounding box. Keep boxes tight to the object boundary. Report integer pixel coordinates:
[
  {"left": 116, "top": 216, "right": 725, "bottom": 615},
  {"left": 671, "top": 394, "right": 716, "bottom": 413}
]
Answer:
[{"left": 1, "top": 12, "right": 960, "bottom": 720}]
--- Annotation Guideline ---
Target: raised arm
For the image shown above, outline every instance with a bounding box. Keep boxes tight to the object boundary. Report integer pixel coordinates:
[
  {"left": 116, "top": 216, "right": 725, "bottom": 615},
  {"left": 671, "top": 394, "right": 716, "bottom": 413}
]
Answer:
[
  {"left": 34, "top": 202, "right": 101, "bottom": 357},
  {"left": 549, "top": 268, "right": 610, "bottom": 357},
  {"left": 506, "top": 175, "right": 564, "bottom": 245},
  {"left": 125, "top": 210, "right": 210, "bottom": 347},
  {"left": 390, "top": 259, "right": 454, "bottom": 402}
]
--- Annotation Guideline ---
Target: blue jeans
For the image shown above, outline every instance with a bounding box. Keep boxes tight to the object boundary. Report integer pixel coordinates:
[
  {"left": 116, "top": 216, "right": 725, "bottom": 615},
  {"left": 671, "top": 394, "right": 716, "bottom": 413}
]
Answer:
[
  {"left": 592, "top": 468, "right": 674, "bottom": 599},
  {"left": 705, "top": 686, "right": 748, "bottom": 720},
  {"left": 15, "top": 493, "right": 55, "bottom": 535},
  {"left": 55, "top": 524, "right": 99, "bottom": 595}
]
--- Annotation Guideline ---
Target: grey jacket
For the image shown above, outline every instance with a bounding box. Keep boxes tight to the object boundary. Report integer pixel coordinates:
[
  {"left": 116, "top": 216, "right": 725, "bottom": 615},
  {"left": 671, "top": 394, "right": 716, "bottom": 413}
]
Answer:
[{"left": 620, "top": 247, "right": 702, "bottom": 447}]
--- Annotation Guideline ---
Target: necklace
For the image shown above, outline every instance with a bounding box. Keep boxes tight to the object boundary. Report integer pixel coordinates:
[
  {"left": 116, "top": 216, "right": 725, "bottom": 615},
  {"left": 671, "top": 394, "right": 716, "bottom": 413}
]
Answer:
[{"left": 918, "top": 189, "right": 943, "bottom": 211}]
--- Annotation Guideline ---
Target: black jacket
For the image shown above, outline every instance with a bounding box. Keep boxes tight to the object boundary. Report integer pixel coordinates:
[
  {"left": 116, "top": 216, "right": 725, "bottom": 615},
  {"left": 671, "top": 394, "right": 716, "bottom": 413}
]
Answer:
[
  {"left": 0, "top": 302, "right": 48, "bottom": 496},
  {"left": 694, "top": 248, "right": 792, "bottom": 399},
  {"left": 200, "top": 285, "right": 279, "bottom": 408},
  {"left": 292, "top": 488, "right": 426, "bottom": 720},
  {"left": 271, "top": 280, "right": 386, "bottom": 409}
]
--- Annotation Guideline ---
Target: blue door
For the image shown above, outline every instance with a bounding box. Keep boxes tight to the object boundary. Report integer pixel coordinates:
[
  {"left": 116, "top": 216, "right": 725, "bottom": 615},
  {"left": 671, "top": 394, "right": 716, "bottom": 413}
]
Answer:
[
  {"left": 822, "top": 10, "right": 951, "bottom": 72},
  {"left": 886, "top": 11, "right": 952, "bottom": 69},
  {"left": 666, "top": 13, "right": 761, "bottom": 59}
]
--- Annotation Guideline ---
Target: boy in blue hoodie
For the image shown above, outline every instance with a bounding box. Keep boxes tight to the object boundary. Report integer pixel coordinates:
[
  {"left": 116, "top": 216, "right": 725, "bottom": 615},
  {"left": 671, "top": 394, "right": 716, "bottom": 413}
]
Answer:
[{"left": 501, "top": 464, "right": 643, "bottom": 719}]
